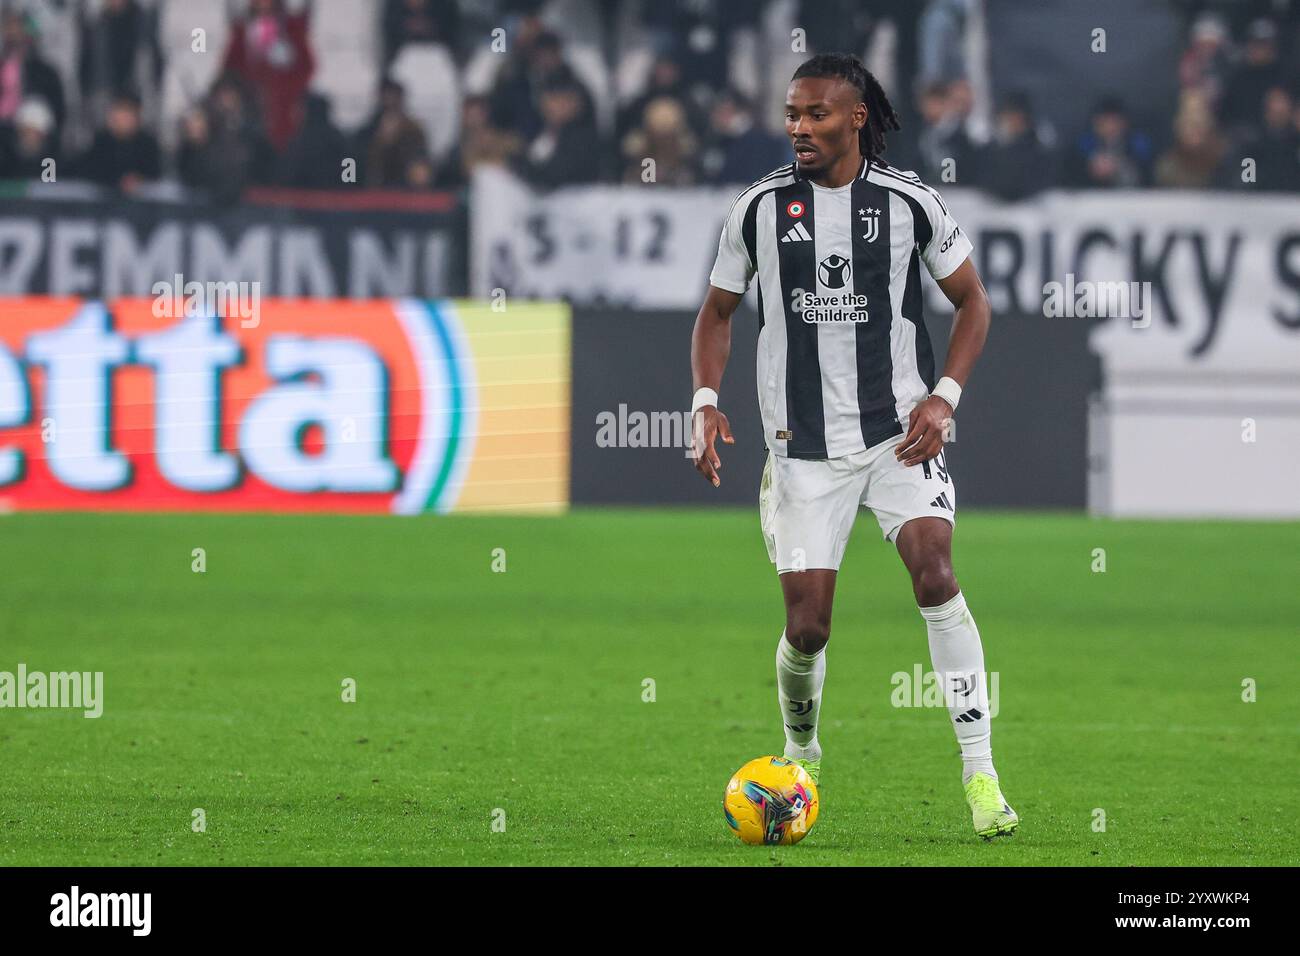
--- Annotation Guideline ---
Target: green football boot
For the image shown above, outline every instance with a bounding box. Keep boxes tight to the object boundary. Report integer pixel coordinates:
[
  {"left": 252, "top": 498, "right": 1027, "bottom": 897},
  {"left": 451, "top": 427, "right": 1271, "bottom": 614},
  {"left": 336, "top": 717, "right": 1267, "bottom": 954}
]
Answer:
[
  {"left": 964, "top": 772, "right": 1019, "bottom": 839},
  {"left": 790, "top": 757, "right": 821, "bottom": 785}
]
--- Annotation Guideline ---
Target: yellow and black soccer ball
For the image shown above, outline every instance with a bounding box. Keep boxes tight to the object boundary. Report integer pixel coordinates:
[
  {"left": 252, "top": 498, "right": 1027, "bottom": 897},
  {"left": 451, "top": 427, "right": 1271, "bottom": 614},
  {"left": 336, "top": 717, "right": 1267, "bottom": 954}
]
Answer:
[{"left": 723, "top": 756, "right": 819, "bottom": 845}]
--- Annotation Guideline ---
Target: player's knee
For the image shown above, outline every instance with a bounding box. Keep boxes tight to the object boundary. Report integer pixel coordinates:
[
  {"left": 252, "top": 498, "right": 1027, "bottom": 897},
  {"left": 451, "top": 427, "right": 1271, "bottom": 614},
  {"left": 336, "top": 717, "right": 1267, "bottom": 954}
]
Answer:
[
  {"left": 786, "top": 616, "right": 830, "bottom": 654},
  {"left": 912, "top": 561, "right": 958, "bottom": 608}
]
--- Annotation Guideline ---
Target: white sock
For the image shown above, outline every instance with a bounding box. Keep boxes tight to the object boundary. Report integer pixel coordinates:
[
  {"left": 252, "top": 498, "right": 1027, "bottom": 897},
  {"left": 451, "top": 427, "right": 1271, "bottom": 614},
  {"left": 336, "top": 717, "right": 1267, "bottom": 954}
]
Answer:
[
  {"left": 919, "top": 592, "right": 997, "bottom": 784},
  {"left": 775, "top": 631, "right": 826, "bottom": 761}
]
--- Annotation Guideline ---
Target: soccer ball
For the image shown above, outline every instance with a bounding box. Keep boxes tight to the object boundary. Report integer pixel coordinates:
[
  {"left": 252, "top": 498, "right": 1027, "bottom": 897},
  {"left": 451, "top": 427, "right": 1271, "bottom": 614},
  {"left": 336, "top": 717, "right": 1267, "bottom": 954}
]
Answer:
[{"left": 723, "top": 756, "right": 819, "bottom": 845}]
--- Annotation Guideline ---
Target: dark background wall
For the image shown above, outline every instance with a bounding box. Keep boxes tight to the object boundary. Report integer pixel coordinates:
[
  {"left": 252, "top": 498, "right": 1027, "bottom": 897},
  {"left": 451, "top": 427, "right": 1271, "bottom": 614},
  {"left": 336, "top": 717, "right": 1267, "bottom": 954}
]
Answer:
[{"left": 570, "top": 307, "right": 1102, "bottom": 508}]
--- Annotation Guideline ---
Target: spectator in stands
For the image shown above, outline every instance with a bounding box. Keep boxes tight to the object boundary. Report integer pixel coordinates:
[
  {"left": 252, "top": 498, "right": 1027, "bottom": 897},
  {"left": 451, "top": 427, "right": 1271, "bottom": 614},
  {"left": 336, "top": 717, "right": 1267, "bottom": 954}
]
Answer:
[
  {"left": 1234, "top": 84, "right": 1300, "bottom": 192},
  {"left": 277, "top": 92, "right": 350, "bottom": 189},
  {"left": 946, "top": 77, "right": 978, "bottom": 134},
  {"left": 0, "top": 96, "right": 56, "bottom": 179},
  {"left": 801, "top": 0, "right": 876, "bottom": 68},
  {"left": 362, "top": 78, "right": 431, "bottom": 188},
  {"left": 0, "top": 10, "right": 64, "bottom": 139},
  {"left": 1067, "top": 97, "right": 1154, "bottom": 188},
  {"left": 622, "top": 95, "right": 696, "bottom": 185},
  {"left": 975, "top": 91, "right": 1055, "bottom": 201},
  {"left": 177, "top": 74, "right": 274, "bottom": 205},
  {"left": 1154, "top": 91, "right": 1228, "bottom": 189},
  {"left": 75, "top": 90, "right": 160, "bottom": 194},
  {"left": 435, "top": 93, "right": 522, "bottom": 188},
  {"left": 177, "top": 107, "right": 222, "bottom": 197},
  {"left": 918, "top": 0, "right": 971, "bottom": 88},
  {"left": 1222, "top": 19, "right": 1283, "bottom": 139},
  {"left": 78, "top": 0, "right": 155, "bottom": 127},
  {"left": 912, "top": 79, "right": 975, "bottom": 184},
  {"left": 489, "top": 25, "right": 591, "bottom": 145},
  {"left": 383, "top": 0, "right": 460, "bottom": 65},
  {"left": 518, "top": 76, "right": 599, "bottom": 189},
  {"left": 403, "top": 153, "right": 436, "bottom": 190},
  {"left": 699, "top": 87, "right": 789, "bottom": 185},
  {"left": 639, "top": 0, "right": 752, "bottom": 94},
  {"left": 1178, "top": 12, "right": 1232, "bottom": 108},
  {"left": 617, "top": 54, "right": 704, "bottom": 147},
  {"left": 222, "top": 0, "right": 314, "bottom": 153}
]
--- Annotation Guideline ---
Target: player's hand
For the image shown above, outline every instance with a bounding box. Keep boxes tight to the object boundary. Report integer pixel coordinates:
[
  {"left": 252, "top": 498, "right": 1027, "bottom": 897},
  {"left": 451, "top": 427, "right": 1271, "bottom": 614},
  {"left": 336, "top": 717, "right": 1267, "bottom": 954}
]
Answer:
[
  {"left": 691, "top": 405, "right": 733, "bottom": 487},
  {"left": 895, "top": 395, "right": 952, "bottom": 467}
]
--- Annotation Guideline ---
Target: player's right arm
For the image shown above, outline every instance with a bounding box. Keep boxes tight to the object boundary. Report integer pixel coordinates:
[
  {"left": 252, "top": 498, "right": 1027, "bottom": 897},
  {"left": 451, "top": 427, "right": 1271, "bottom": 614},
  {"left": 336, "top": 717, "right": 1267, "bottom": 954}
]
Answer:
[
  {"left": 690, "top": 285, "right": 740, "bottom": 487},
  {"left": 692, "top": 189, "right": 757, "bottom": 487}
]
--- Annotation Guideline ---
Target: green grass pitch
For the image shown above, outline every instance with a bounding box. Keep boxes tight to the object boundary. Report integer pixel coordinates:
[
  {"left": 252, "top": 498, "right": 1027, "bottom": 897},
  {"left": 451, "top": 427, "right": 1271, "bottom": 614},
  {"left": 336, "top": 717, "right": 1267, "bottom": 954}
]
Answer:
[{"left": 1, "top": 509, "right": 1296, "bottom": 866}]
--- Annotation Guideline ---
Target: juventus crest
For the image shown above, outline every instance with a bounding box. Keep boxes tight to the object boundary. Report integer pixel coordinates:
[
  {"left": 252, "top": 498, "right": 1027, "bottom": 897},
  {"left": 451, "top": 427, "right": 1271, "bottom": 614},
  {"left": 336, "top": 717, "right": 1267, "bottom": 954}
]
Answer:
[{"left": 859, "top": 206, "right": 881, "bottom": 242}]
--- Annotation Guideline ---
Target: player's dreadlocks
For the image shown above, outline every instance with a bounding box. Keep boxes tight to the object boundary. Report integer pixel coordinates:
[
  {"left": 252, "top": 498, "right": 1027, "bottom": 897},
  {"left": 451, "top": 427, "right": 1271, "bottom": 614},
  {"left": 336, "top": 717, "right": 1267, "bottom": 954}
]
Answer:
[{"left": 791, "top": 53, "right": 902, "bottom": 163}]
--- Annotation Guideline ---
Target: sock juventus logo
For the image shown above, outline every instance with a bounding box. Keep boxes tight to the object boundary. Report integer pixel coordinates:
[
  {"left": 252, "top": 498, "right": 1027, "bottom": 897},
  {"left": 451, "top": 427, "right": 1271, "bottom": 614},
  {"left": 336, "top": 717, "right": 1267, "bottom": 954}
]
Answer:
[
  {"left": 788, "top": 699, "right": 814, "bottom": 716},
  {"left": 858, "top": 206, "right": 881, "bottom": 242}
]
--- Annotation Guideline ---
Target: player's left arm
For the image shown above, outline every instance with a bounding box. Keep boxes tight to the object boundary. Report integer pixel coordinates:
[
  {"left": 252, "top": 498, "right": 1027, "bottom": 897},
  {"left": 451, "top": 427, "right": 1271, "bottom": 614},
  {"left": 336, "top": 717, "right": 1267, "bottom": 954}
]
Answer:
[{"left": 896, "top": 257, "right": 990, "bottom": 466}]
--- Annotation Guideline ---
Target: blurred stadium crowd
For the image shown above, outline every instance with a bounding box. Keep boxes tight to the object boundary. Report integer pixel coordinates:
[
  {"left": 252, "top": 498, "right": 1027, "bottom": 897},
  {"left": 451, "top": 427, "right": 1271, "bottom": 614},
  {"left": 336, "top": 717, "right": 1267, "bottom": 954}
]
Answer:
[{"left": 1, "top": 0, "right": 1298, "bottom": 203}]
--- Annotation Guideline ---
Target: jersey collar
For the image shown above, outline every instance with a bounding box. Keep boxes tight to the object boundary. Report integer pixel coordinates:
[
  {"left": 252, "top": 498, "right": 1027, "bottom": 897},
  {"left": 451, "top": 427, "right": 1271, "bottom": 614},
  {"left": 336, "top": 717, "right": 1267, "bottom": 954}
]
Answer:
[{"left": 792, "top": 156, "right": 872, "bottom": 182}]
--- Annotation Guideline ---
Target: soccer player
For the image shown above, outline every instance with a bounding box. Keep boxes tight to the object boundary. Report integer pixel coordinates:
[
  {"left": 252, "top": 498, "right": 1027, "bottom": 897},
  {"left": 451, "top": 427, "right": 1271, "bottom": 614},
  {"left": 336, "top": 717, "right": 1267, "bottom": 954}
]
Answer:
[{"left": 690, "top": 53, "right": 1017, "bottom": 839}]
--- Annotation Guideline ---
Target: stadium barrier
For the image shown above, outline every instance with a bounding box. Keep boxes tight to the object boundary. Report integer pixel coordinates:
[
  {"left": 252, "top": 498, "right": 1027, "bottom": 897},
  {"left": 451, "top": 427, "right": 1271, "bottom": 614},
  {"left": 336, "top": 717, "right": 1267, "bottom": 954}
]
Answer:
[{"left": 0, "top": 191, "right": 467, "bottom": 299}]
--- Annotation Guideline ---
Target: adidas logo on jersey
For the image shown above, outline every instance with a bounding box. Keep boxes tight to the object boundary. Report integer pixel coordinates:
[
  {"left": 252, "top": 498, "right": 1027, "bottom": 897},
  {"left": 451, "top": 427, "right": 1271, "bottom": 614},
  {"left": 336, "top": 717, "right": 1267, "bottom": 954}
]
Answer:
[{"left": 780, "top": 222, "right": 812, "bottom": 243}]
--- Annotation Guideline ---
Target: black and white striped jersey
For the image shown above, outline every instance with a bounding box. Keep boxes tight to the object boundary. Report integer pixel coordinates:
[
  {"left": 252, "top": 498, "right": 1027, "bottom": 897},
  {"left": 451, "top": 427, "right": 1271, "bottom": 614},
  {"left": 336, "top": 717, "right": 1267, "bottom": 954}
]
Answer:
[{"left": 709, "top": 157, "right": 972, "bottom": 460}]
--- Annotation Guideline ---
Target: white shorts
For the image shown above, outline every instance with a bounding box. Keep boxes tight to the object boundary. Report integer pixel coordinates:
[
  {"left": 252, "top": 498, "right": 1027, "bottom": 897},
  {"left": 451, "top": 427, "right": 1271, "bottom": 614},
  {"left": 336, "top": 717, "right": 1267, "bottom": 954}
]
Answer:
[{"left": 759, "top": 434, "right": 955, "bottom": 573}]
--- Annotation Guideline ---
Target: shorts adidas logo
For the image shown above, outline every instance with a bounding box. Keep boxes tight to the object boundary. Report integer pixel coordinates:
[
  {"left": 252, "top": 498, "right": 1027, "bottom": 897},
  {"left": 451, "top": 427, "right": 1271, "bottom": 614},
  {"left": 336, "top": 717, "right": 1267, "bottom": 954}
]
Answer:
[
  {"left": 930, "top": 492, "right": 953, "bottom": 510},
  {"left": 781, "top": 222, "right": 812, "bottom": 243}
]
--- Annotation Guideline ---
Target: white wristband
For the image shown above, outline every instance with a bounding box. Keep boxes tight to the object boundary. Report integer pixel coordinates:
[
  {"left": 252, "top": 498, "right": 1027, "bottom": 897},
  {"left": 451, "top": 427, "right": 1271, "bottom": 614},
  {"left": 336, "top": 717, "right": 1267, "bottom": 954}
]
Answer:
[
  {"left": 691, "top": 387, "right": 719, "bottom": 414},
  {"left": 931, "top": 376, "right": 961, "bottom": 412}
]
